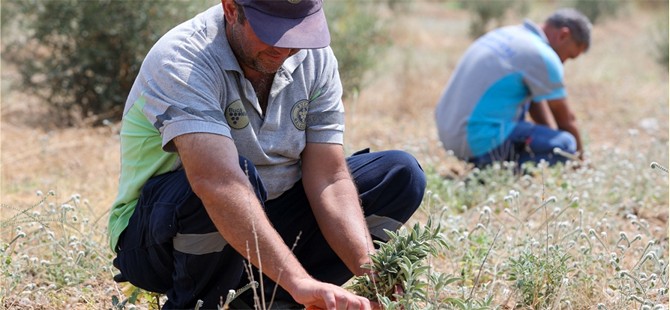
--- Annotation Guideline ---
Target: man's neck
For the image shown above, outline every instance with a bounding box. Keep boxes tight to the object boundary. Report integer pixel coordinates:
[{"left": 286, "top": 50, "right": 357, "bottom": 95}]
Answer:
[{"left": 245, "top": 70, "right": 274, "bottom": 115}]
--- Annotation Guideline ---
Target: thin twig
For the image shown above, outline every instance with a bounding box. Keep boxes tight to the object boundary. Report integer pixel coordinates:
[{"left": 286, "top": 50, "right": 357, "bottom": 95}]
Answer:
[{"left": 469, "top": 228, "right": 501, "bottom": 300}]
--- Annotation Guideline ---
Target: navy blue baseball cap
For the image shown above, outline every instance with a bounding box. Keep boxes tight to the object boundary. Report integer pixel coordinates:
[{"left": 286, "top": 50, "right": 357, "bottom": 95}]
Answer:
[{"left": 234, "top": 0, "right": 331, "bottom": 49}]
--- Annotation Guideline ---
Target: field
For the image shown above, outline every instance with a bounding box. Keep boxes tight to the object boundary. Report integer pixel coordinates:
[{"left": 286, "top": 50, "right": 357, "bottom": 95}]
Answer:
[{"left": 1, "top": 1, "right": 668, "bottom": 309}]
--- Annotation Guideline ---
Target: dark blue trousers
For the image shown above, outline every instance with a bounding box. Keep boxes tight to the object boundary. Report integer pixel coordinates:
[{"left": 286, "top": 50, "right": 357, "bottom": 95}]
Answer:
[{"left": 113, "top": 149, "right": 425, "bottom": 309}]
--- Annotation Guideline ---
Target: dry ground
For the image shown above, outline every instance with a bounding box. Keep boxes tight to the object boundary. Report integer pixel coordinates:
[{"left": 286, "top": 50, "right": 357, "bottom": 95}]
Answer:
[{"left": 1, "top": 1, "right": 668, "bottom": 309}]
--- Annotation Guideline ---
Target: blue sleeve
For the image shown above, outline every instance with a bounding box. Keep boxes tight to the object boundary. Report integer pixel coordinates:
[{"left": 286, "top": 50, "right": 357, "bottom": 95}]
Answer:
[{"left": 525, "top": 38, "right": 566, "bottom": 102}]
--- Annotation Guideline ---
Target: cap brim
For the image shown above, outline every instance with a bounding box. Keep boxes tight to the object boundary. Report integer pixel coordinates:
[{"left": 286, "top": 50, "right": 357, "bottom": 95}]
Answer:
[{"left": 243, "top": 6, "right": 330, "bottom": 49}]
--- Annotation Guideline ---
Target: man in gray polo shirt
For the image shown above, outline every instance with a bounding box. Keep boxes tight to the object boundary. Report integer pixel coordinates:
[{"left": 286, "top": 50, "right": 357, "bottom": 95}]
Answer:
[
  {"left": 109, "top": 0, "right": 426, "bottom": 308},
  {"left": 435, "top": 8, "right": 592, "bottom": 168}
]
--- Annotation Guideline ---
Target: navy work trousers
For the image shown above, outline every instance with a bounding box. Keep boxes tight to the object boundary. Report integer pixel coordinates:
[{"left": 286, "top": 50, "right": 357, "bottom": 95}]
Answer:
[{"left": 113, "top": 149, "right": 426, "bottom": 309}]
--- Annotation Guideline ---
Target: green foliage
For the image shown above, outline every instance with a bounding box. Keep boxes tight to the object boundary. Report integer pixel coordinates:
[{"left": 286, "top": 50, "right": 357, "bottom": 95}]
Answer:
[
  {"left": 567, "top": 0, "right": 623, "bottom": 24},
  {"left": 2, "top": 0, "right": 390, "bottom": 126},
  {"left": 508, "top": 248, "right": 571, "bottom": 308},
  {"left": 325, "top": 0, "right": 390, "bottom": 98},
  {"left": 651, "top": 17, "right": 669, "bottom": 70},
  {"left": 1, "top": 0, "right": 216, "bottom": 126},
  {"left": 347, "top": 219, "right": 456, "bottom": 309},
  {"left": 460, "top": 0, "right": 530, "bottom": 38}
]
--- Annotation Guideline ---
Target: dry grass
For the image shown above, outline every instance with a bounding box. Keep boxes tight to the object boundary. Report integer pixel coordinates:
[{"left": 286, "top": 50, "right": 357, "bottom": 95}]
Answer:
[{"left": 1, "top": 1, "right": 668, "bottom": 309}]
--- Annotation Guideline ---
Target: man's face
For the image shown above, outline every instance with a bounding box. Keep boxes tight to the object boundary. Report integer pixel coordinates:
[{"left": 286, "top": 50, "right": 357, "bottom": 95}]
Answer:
[
  {"left": 548, "top": 27, "right": 587, "bottom": 63},
  {"left": 554, "top": 37, "right": 586, "bottom": 63},
  {"left": 227, "top": 8, "right": 300, "bottom": 75}
]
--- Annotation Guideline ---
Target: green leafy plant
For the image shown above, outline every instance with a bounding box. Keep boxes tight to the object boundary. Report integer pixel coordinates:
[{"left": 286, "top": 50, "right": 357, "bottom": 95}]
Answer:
[
  {"left": 348, "top": 219, "right": 455, "bottom": 309},
  {"left": 508, "top": 247, "right": 571, "bottom": 308}
]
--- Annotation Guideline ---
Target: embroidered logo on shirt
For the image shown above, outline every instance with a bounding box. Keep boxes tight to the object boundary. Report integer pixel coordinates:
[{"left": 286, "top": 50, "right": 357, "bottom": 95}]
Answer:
[
  {"left": 290, "top": 99, "right": 309, "bottom": 131},
  {"left": 225, "top": 100, "right": 249, "bottom": 129}
]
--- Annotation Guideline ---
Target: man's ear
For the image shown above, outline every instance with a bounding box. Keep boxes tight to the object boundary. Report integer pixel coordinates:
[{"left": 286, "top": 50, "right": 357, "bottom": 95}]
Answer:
[
  {"left": 558, "top": 26, "right": 572, "bottom": 42},
  {"left": 222, "top": 0, "right": 237, "bottom": 25}
]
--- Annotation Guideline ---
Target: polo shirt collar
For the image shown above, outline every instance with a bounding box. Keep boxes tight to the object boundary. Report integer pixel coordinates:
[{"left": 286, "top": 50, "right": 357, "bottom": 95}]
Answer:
[{"left": 523, "top": 19, "right": 549, "bottom": 44}]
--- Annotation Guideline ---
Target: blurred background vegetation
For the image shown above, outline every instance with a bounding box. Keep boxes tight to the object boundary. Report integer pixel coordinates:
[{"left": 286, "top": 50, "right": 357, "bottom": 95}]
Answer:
[
  {"left": 0, "top": 0, "right": 667, "bottom": 127},
  {"left": 0, "top": 0, "right": 395, "bottom": 126}
]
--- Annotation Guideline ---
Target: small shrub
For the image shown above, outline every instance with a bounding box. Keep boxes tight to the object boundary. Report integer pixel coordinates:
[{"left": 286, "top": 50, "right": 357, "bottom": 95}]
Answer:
[
  {"left": 325, "top": 0, "right": 390, "bottom": 98},
  {"left": 651, "top": 18, "right": 669, "bottom": 70},
  {"left": 508, "top": 247, "right": 571, "bottom": 308},
  {"left": 460, "top": 0, "right": 530, "bottom": 38},
  {"left": 1, "top": 0, "right": 217, "bottom": 126},
  {"left": 347, "top": 219, "right": 456, "bottom": 309},
  {"left": 567, "top": 0, "right": 623, "bottom": 24}
]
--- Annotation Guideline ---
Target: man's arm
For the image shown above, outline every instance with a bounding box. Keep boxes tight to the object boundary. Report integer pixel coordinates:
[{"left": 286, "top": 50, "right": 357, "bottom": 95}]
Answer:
[
  {"left": 528, "top": 100, "right": 557, "bottom": 128},
  {"left": 173, "top": 133, "right": 370, "bottom": 309},
  {"left": 546, "top": 98, "right": 583, "bottom": 158},
  {"left": 301, "top": 143, "right": 376, "bottom": 277}
]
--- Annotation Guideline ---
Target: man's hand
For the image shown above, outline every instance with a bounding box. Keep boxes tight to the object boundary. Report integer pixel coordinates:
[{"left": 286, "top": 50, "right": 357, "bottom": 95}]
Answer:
[
  {"left": 547, "top": 98, "right": 583, "bottom": 156},
  {"left": 289, "top": 277, "right": 371, "bottom": 310}
]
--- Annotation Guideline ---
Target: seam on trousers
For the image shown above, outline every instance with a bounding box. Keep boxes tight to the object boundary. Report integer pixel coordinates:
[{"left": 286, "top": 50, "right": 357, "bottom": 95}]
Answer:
[
  {"left": 366, "top": 214, "right": 402, "bottom": 242},
  {"left": 173, "top": 232, "right": 228, "bottom": 255}
]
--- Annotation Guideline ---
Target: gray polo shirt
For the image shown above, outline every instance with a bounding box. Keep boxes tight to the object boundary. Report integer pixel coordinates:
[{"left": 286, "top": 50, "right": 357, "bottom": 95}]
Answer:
[{"left": 108, "top": 5, "right": 344, "bottom": 250}]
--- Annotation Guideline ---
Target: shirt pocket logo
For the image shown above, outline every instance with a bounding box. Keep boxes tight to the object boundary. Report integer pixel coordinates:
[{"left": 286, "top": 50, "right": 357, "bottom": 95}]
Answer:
[{"left": 225, "top": 100, "right": 250, "bottom": 129}]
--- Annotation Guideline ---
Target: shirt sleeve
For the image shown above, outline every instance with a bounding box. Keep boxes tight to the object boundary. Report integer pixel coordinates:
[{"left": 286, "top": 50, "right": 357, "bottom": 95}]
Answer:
[
  {"left": 137, "top": 32, "right": 231, "bottom": 152},
  {"left": 304, "top": 47, "right": 345, "bottom": 144},
  {"left": 524, "top": 39, "right": 567, "bottom": 102}
]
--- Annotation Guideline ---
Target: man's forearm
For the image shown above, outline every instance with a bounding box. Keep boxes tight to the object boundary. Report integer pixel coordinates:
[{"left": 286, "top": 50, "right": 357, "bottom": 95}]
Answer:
[
  {"left": 308, "top": 175, "right": 375, "bottom": 276},
  {"left": 174, "top": 133, "right": 313, "bottom": 294},
  {"left": 202, "top": 182, "right": 312, "bottom": 287}
]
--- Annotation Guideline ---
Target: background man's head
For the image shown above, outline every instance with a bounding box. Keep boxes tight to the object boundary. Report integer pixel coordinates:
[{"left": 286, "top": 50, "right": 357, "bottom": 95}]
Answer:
[{"left": 543, "top": 8, "right": 592, "bottom": 62}]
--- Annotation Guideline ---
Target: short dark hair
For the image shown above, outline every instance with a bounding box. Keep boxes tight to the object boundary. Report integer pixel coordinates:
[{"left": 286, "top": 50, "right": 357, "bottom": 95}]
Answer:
[{"left": 546, "top": 8, "right": 593, "bottom": 51}]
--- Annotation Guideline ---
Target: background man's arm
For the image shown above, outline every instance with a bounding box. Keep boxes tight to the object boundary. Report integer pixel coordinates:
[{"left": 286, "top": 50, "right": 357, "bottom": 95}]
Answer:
[
  {"left": 301, "top": 143, "right": 376, "bottom": 277},
  {"left": 528, "top": 100, "right": 557, "bottom": 128},
  {"left": 173, "top": 133, "right": 370, "bottom": 309},
  {"left": 546, "top": 98, "right": 584, "bottom": 158}
]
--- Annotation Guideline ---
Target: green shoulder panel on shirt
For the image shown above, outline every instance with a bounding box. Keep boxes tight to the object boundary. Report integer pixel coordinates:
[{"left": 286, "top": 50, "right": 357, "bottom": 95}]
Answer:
[{"left": 108, "top": 96, "right": 179, "bottom": 251}]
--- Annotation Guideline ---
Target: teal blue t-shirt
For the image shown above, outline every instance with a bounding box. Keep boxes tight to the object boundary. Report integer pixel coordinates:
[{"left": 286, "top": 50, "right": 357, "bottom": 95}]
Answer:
[{"left": 435, "top": 20, "right": 565, "bottom": 158}]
